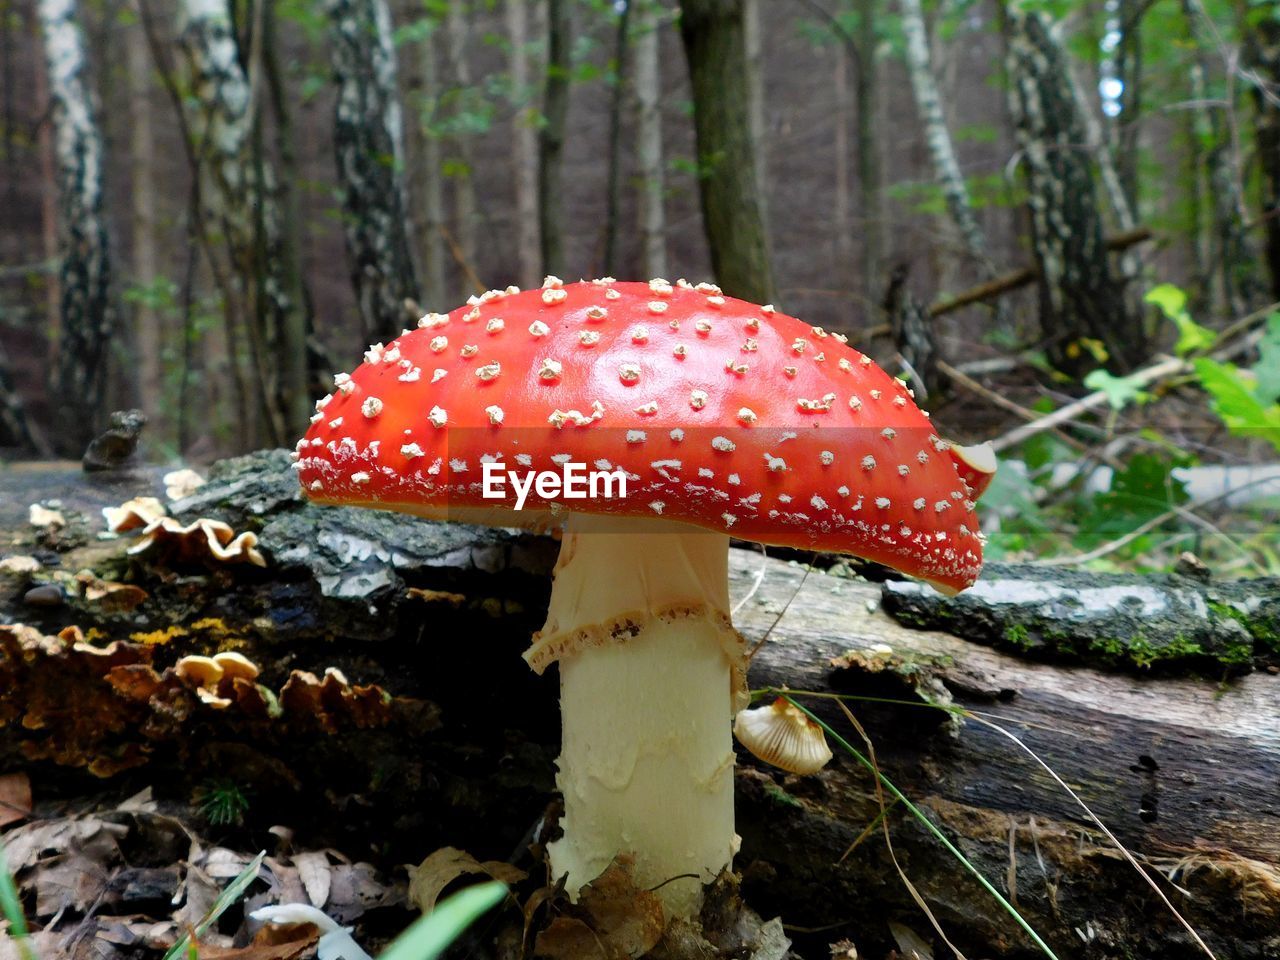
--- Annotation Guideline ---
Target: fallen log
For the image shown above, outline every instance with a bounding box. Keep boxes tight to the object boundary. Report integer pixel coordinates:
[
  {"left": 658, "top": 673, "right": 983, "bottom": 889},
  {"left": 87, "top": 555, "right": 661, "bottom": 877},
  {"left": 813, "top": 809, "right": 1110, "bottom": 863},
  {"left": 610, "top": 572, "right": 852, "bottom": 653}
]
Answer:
[{"left": 2, "top": 451, "right": 1278, "bottom": 959}]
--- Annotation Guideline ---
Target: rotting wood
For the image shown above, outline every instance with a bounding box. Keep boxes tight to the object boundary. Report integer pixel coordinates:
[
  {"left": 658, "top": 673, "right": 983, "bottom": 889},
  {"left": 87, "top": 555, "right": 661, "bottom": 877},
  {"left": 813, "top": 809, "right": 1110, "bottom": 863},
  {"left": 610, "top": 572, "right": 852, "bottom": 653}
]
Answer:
[{"left": 1, "top": 452, "right": 1277, "bottom": 959}]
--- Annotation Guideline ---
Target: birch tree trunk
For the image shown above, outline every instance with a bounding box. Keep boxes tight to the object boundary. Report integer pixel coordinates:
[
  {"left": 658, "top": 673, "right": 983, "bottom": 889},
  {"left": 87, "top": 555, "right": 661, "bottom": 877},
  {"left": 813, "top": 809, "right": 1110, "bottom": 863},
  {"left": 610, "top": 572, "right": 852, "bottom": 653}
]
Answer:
[
  {"left": 678, "top": 0, "right": 775, "bottom": 304},
  {"left": 444, "top": 1, "right": 479, "bottom": 291},
  {"left": 401, "top": 1, "right": 447, "bottom": 310},
  {"left": 176, "top": 0, "right": 308, "bottom": 447},
  {"left": 898, "top": 0, "right": 992, "bottom": 273},
  {"left": 36, "top": 0, "right": 113, "bottom": 457},
  {"left": 538, "top": 0, "right": 571, "bottom": 278},
  {"left": 1005, "top": 7, "right": 1146, "bottom": 374},
  {"left": 507, "top": 0, "right": 541, "bottom": 288},
  {"left": 327, "top": 0, "right": 419, "bottom": 340},
  {"left": 634, "top": 0, "right": 666, "bottom": 279},
  {"left": 125, "top": 14, "right": 161, "bottom": 426}
]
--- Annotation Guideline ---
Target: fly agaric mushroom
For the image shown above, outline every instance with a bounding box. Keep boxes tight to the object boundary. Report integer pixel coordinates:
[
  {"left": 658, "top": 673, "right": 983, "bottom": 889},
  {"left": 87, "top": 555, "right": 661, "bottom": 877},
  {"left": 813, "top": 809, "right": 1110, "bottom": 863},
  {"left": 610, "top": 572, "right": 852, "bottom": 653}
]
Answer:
[{"left": 293, "top": 278, "right": 993, "bottom": 918}]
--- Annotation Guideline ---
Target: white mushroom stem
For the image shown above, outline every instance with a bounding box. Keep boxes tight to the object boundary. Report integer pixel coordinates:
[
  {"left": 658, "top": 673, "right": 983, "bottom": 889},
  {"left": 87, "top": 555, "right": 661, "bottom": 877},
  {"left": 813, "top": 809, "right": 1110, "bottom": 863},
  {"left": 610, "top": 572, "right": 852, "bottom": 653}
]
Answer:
[{"left": 526, "top": 515, "right": 747, "bottom": 919}]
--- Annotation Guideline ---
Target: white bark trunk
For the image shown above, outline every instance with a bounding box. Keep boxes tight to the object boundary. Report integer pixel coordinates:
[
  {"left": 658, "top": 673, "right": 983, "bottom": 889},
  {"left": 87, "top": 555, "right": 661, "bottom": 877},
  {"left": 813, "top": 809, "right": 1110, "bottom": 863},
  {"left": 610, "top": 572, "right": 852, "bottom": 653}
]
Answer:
[
  {"left": 634, "top": 0, "right": 666, "bottom": 278},
  {"left": 898, "top": 0, "right": 992, "bottom": 271},
  {"left": 327, "top": 0, "right": 419, "bottom": 339},
  {"left": 37, "top": 0, "right": 113, "bottom": 455}
]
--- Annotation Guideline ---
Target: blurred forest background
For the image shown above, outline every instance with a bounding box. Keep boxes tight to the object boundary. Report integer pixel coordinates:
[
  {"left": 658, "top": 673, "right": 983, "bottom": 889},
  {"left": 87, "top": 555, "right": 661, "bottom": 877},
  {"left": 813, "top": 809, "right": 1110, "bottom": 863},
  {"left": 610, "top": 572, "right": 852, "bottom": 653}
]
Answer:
[{"left": 1, "top": 0, "right": 1278, "bottom": 573}]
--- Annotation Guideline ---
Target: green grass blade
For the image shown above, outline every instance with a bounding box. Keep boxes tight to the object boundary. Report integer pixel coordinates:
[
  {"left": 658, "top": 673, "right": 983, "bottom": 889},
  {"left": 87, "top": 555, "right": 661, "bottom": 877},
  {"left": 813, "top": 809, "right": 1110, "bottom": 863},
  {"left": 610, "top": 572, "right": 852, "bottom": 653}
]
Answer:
[
  {"left": 162, "top": 850, "right": 266, "bottom": 960},
  {"left": 378, "top": 881, "right": 507, "bottom": 960},
  {"left": 782, "top": 695, "right": 1061, "bottom": 960},
  {"left": 0, "top": 842, "right": 36, "bottom": 960}
]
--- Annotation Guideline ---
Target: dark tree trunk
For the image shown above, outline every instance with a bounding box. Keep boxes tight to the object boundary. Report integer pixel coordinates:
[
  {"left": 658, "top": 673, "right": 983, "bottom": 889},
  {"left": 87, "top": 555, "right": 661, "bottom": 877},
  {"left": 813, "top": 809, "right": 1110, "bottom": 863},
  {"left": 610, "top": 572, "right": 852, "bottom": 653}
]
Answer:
[
  {"left": 1005, "top": 8, "right": 1146, "bottom": 374},
  {"left": 1246, "top": 4, "right": 1280, "bottom": 304},
  {"left": 602, "top": 0, "right": 631, "bottom": 277},
  {"left": 37, "top": 0, "right": 114, "bottom": 458},
  {"left": 327, "top": 0, "right": 419, "bottom": 341},
  {"left": 884, "top": 263, "right": 939, "bottom": 398},
  {"left": 678, "top": 0, "right": 775, "bottom": 304},
  {"left": 538, "top": 0, "right": 571, "bottom": 278},
  {"left": 855, "top": 1, "right": 882, "bottom": 304}
]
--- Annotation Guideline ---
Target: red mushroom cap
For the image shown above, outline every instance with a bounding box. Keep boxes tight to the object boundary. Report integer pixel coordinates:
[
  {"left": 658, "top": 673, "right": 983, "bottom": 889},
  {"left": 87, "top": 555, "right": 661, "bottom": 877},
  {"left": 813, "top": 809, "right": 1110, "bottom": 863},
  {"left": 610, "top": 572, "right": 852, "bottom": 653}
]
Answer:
[{"left": 293, "top": 278, "right": 989, "bottom": 592}]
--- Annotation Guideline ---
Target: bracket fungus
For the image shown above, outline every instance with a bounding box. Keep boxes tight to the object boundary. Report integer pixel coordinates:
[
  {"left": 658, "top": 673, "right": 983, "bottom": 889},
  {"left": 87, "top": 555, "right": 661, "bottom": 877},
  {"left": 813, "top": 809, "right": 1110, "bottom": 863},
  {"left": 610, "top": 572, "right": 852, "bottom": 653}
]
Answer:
[{"left": 293, "top": 278, "right": 994, "bottom": 919}]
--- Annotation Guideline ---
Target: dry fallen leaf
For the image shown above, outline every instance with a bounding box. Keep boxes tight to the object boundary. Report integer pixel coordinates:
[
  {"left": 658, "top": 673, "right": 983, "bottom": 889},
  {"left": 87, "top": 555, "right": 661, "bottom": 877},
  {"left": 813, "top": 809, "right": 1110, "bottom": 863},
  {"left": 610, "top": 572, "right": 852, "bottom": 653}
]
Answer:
[
  {"left": 0, "top": 771, "right": 32, "bottom": 828},
  {"left": 407, "top": 847, "right": 527, "bottom": 915},
  {"left": 292, "top": 850, "right": 332, "bottom": 909},
  {"left": 531, "top": 856, "right": 663, "bottom": 960}
]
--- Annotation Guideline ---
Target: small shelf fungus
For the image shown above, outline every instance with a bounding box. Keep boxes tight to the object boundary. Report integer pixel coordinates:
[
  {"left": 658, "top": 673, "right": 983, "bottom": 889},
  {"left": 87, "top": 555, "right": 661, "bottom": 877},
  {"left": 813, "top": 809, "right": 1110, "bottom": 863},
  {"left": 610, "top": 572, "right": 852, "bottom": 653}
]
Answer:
[
  {"left": 292, "top": 279, "right": 994, "bottom": 921},
  {"left": 733, "top": 697, "right": 833, "bottom": 775}
]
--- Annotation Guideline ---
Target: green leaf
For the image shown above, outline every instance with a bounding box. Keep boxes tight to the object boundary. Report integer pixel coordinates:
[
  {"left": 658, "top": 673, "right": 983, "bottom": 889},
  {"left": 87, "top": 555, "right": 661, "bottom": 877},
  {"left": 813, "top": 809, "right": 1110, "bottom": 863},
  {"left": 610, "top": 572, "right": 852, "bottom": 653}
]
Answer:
[
  {"left": 1253, "top": 314, "right": 1280, "bottom": 406},
  {"left": 379, "top": 882, "right": 507, "bottom": 960},
  {"left": 1083, "top": 369, "right": 1150, "bottom": 410},
  {"left": 1144, "top": 283, "right": 1215, "bottom": 356},
  {"left": 1194, "top": 358, "right": 1280, "bottom": 451}
]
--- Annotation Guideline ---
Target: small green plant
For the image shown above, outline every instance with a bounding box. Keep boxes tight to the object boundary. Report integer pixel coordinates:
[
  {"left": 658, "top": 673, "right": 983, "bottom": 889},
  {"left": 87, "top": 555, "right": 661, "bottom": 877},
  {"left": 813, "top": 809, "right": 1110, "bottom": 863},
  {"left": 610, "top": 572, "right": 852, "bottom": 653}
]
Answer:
[
  {"left": 0, "top": 842, "right": 36, "bottom": 960},
  {"left": 1147, "top": 283, "right": 1280, "bottom": 452},
  {"left": 163, "top": 852, "right": 265, "bottom": 960},
  {"left": 195, "top": 779, "right": 251, "bottom": 827}
]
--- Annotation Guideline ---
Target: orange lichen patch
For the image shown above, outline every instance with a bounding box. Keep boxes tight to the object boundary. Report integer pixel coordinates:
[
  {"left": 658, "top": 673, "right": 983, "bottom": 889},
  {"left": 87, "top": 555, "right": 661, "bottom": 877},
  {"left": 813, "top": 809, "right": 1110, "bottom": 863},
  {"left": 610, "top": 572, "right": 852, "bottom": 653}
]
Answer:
[
  {"left": 127, "top": 517, "right": 267, "bottom": 568},
  {"left": 1, "top": 624, "right": 436, "bottom": 777},
  {"left": 129, "top": 625, "right": 189, "bottom": 646},
  {"left": 103, "top": 496, "right": 167, "bottom": 533}
]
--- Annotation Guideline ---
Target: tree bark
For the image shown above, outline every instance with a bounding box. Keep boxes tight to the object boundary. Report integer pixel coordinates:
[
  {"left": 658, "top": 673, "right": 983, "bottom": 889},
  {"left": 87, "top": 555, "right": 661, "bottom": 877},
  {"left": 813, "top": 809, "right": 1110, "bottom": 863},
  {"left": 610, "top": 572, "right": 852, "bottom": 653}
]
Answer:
[
  {"left": 1238, "top": 1, "right": 1280, "bottom": 307},
  {"left": 401, "top": 1, "right": 447, "bottom": 310},
  {"left": 507, "top": 0, "right": 541, "bottom": 288},
  {"left": 678, "top": 0, "right": 775, "bottom": 304},
  {"left": 175, "top": 0, "right": 306, "bottom": 448},
  {"left": 124, "top": 12, "right": 162, "bottom": 428},
  {"left": 634, "top": 0, "right": 666, "bottom": 279},
  {"left": 855, "top": 2, "right": 881, "bottom": 303},
  {"left": 1005, "top": 7, "right": 1147, "bottom": 374},
  {"left": 2, "top": 452, "right": 1278, "bottom": 959},
  {"left": 602, "top": 0, "right": 631, "bottom": 276},
  {"left": 36, "top": 0, "right": 114, "bottom": 457},
  {"left": 742, "top": 0, "right": 767, "bottom": 220},
  {"left": 538, "top": 0, "right": 571, "bottom": 278},
  {"left": 326, "top": 0, "right": 419, "bottom": 341},
  {"left": 898, "top": 0, "right": 993, "bottom": 274},
  {"left": 443, "top": 0, "right": 479, "bottom": 293}
]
